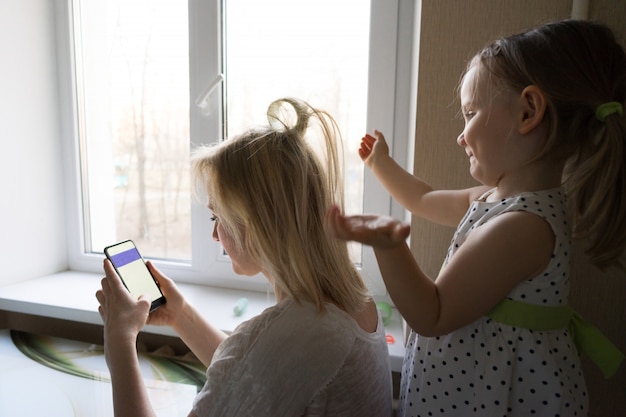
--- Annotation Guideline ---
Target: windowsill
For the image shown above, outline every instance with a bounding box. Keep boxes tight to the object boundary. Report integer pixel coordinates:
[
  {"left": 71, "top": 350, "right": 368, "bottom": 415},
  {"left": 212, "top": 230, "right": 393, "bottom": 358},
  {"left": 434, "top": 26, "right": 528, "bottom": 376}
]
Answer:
[{"left": 0, "top": 271, "right": 405, "bottom": 371}]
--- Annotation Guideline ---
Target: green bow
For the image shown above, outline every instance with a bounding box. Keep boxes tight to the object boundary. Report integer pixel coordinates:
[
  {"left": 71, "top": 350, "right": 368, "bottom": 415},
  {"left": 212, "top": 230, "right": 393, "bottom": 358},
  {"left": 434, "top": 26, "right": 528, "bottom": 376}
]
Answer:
[{"left": 487, "top": 299, "right": 623, "bottom": 378}]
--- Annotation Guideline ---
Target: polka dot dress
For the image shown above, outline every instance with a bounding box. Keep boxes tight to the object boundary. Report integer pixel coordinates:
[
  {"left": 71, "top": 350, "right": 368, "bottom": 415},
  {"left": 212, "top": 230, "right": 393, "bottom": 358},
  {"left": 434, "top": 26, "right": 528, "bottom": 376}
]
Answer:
[{"left": 397, "top": 188, "right": 588, "bottom": 417}]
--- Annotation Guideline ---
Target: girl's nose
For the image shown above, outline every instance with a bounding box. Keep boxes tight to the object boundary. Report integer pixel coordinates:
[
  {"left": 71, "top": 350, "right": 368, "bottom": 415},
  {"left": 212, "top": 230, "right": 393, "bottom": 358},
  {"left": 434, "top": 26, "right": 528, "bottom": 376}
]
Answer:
[{"left": 457, "top": 132, "right": 466, "bottom": 147}]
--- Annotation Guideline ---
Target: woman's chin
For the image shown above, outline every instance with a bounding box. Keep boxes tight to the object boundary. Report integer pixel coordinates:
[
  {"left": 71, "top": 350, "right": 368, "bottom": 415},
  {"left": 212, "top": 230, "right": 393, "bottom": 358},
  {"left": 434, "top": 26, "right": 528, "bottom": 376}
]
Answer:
[{"left": 231, "top": 265, "right": 260, "bottom": 277}]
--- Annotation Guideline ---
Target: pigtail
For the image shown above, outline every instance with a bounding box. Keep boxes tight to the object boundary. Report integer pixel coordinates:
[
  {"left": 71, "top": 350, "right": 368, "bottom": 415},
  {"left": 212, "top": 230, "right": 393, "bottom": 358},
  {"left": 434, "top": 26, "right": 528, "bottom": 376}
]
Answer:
[{"left": 565, "top": 109, "right": 626, "bottom": 269}]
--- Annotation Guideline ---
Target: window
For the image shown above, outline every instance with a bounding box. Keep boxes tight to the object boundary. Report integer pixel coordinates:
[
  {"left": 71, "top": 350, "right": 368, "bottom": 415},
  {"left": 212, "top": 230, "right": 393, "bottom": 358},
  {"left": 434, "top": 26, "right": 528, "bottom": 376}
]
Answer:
[{"left": 57, "top": 0, "right": 417, "bottom": 295}]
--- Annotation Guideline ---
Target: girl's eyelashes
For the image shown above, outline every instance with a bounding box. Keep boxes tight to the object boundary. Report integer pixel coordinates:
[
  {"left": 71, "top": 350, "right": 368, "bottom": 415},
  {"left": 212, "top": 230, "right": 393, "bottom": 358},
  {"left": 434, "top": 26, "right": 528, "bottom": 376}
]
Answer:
[
  {"left": 463, "top": 110, "right": 476, "bottom": 120},
  {"left": 460, "top": 104, "right": 476, "bottom": 121}
]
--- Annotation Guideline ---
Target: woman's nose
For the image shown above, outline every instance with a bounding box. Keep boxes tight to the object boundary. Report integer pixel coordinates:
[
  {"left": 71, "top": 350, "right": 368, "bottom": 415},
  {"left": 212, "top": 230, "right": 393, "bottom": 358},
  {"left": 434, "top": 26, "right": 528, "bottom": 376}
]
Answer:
[{"left": 212, "top": 222, "right": 219, "bottom": 241}]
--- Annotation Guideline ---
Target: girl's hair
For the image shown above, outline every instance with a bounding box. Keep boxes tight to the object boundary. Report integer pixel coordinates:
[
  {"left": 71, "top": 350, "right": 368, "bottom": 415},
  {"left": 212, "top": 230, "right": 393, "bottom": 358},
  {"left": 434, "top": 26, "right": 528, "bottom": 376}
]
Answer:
[
  {"left": 191, "top": 98, "right": 370, "bottom": 312},
  {"left": 469, "top": 20, "right": 626, "bottom": 269}
]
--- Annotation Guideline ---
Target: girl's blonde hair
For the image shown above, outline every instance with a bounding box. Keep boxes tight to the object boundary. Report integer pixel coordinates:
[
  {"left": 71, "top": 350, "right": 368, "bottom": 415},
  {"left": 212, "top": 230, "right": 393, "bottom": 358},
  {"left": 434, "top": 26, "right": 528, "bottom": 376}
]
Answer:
[
  {"left": 191, "top": 98, "right": 369, "bottom": 312},
  {"left": 467, "top": 20, "right": 626, "bottom": 269}
]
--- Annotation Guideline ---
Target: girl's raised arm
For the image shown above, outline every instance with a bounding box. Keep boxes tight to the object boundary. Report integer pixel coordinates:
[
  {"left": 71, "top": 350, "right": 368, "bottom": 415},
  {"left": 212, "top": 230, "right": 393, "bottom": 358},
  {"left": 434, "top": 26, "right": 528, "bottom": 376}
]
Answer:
[
  {"left": 361, "top": 130, "right": 488, "bottom": 226},
  {"left": 326, "top": 207, "right": 555, "bottom": 337}
]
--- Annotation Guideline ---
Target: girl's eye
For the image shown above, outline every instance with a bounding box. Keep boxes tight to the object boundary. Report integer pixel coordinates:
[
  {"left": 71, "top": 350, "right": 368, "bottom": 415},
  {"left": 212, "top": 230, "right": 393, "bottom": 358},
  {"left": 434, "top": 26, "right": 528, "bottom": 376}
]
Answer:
[
  {"left": 464, "top": 111, "right": 475, "bottom": 120},
  {"left": 210, "top": 215, "right": 218, "bottom": 222}
]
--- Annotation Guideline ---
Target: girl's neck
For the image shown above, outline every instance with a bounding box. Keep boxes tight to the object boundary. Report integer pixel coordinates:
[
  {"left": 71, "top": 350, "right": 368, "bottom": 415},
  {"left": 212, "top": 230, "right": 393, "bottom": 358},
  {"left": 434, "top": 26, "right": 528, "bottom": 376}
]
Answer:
[{"left": 487, "top": 159, "right": 564, "bottom": 202}]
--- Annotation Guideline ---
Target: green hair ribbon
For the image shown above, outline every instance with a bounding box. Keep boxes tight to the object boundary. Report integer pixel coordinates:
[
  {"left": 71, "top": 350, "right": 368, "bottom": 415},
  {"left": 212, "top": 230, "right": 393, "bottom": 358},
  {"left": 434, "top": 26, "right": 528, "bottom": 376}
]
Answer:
[{"left": 595, "top": 101, "right": 624, "bottom": 122}]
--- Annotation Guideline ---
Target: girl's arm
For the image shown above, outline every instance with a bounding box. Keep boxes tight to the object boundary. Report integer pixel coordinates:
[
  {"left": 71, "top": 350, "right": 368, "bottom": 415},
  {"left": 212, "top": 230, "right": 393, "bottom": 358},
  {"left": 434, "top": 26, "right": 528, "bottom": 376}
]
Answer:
[
  {"left": 360, "top": 130, "right": 488, "bottom": 226},
  {"left": 145, "top": 262, "right": 228, "bottom": 367},
  {"left": 326, "top": 207, "right": 555, "bottom": 336}
]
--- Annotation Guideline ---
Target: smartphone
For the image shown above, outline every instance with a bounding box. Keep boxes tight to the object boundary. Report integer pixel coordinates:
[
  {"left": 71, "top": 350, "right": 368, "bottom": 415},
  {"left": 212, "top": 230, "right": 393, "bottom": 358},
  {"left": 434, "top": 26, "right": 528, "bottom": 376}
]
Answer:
[{"left": 104, "top": 240, "right": 166, "bottom": 312}]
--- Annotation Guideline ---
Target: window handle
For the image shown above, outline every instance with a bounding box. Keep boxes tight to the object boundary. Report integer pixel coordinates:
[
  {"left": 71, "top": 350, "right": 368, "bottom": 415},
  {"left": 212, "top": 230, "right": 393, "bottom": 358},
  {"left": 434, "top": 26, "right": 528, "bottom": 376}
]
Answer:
[{"left": 196, "top": 74, "right": 224, "bottom": 115}]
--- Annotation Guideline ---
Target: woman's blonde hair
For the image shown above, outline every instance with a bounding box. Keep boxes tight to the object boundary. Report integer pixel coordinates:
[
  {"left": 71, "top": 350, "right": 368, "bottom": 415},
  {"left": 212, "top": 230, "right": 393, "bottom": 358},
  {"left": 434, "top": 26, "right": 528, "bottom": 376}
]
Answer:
[
  {"left": 191, "top": 98, "right": 369, "bottom": 312},
  {"left": 466, "top": 20, "right": 626, "bottom": 269}
]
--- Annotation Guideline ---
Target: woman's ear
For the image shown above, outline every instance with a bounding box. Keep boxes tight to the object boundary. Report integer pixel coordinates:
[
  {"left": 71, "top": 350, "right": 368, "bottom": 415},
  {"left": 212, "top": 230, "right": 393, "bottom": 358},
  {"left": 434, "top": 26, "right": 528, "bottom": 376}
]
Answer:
[{"left": 518, "top": 85, "right": 547, "bottom": 135}]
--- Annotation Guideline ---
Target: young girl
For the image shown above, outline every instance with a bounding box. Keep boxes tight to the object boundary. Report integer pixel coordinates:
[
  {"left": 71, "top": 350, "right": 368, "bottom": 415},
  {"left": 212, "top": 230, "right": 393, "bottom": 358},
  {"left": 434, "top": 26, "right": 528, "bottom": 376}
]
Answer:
[
  {"left": 96, "top": 98, "right": 392, "bottom": 417},
  {"left": 326, "top": 20, "right": 625, "bottom": 416}
]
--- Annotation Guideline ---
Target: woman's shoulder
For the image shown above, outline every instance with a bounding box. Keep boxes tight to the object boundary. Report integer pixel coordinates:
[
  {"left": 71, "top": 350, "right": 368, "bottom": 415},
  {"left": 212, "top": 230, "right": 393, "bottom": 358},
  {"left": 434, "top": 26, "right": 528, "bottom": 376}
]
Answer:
[
  {"left": 253, "top": 298, "right": 369, "bottom": 342},
  {"left": 198, "top": 298, "right": 389, "bottom": 416},
  {"left": 222, "top": 298, "right": 365, "bottom": 358},
  {"left": 233, "top": 298, "right": 350, "bottom": 333},
  {"left": 225, "top": 298, "right": 379, "bottom": 386}
]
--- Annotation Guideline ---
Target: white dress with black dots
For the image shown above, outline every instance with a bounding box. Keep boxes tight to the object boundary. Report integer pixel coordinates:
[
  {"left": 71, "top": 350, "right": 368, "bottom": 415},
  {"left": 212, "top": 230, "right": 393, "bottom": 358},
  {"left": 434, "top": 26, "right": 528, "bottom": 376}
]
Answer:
[{"left": 397, "top": 188, "right": 588, "bottom": 417}]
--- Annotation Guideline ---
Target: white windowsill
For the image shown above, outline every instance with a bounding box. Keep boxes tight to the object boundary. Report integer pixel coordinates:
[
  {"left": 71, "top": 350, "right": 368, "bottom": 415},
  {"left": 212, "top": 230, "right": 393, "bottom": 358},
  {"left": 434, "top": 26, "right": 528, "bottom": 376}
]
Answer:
[{"left": 0, "top": 271, "right": 405, "bottom": 371}]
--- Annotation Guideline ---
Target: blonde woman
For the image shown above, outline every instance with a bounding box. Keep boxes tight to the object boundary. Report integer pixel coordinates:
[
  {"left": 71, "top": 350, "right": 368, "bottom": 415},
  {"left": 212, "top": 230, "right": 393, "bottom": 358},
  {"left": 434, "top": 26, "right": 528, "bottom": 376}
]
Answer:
[{"left": 96, "top": 98, "right": 393, "bottom": 417}]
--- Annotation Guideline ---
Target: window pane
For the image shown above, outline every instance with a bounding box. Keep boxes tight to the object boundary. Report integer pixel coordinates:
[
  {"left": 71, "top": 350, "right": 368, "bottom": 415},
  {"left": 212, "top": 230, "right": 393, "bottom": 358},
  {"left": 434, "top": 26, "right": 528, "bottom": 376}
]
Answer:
[
  {"left": 225, "top": 0, "right": 370, "bottom": 263},
  {"left": 74, "top": 0, "right": 191, "bottom": 260}
]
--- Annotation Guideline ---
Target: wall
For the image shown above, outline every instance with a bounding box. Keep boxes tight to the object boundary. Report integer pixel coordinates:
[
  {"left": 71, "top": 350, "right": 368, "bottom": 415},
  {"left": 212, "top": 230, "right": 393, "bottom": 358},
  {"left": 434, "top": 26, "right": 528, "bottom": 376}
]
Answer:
[
  {"left": 0, "top": 0, "right": 67, "bottom": 286},
  {"left": 410, "top": 0, "right": 625, "bottom": 415}
]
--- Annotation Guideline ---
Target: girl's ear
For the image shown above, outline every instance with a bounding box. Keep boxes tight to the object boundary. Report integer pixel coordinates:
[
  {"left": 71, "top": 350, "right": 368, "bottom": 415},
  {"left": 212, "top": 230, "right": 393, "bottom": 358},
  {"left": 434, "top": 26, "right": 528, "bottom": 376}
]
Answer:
[{"left": 518, "top": 85, "right": 547, "bottom": 135}]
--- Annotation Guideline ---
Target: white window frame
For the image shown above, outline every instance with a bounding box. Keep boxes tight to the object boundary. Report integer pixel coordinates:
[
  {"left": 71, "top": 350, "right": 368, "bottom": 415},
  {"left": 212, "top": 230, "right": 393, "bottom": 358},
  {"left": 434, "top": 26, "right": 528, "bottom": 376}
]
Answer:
[{"left": 55, "top": 0, "right": 418, "bottom": 296}]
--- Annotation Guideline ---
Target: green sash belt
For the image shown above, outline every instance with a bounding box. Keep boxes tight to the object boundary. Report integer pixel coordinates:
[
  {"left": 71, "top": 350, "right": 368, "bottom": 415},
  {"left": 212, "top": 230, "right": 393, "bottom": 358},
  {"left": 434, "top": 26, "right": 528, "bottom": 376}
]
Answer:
[{"left": 487, "top": 299, "right": 624, "bottom": 378}]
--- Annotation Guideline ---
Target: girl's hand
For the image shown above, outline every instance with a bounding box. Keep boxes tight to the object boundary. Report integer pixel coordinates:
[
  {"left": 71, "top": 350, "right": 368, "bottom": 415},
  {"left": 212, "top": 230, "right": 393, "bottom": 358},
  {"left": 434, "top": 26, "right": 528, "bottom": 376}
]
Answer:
[
  {"left": 325, "top": 205, "right": 410, "bottom": 249},
  {"left": 96, "top": 259, "right": 151, "bottom": 346},
  {"left": 358, "top": 130, "right": 390, "bottom": 168}
]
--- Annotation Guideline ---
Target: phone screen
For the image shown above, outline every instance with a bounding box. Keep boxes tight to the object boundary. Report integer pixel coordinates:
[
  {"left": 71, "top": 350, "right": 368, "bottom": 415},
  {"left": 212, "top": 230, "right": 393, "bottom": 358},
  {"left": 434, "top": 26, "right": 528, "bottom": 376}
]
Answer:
[{"left": 104, "top": 240, "right": 166, "bottom": 312}]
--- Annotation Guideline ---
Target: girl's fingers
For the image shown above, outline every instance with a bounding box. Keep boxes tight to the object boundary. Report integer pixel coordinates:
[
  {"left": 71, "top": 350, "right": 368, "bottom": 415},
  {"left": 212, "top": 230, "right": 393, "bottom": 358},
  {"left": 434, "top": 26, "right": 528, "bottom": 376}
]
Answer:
[
  {"left": 326, "top": 204, "right": 411, "bottom": 248},
  {"left": 362, "top": 134, "right": 375, "bottom": 146},
  {"left": 325, "top": 206, "right": 348, "bottom": 241},
  {"left": 391, "top": 222, "right": 411, "bottom": 242},
  {"left": 373, "top": 130, "right": 385, "bottom": 142},
  {"left": 359, "top": 141, "right": 373, "bottom": 159},
  {"left": 324, "top": 205, "right": 340, "bottom": 236}
]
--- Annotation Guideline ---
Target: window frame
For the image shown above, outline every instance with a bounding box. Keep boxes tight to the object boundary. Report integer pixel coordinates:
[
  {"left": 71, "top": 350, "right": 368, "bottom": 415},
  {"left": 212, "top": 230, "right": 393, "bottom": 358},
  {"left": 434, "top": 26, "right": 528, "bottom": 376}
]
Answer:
[{"left": 56, "top": 0, "right": 418, "bottom": 296}]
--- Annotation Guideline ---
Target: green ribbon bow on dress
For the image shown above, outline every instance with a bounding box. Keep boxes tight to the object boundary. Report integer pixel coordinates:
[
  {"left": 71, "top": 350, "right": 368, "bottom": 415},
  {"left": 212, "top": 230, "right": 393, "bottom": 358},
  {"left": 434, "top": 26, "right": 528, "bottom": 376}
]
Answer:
[{"left": 487, "top": 299, "right": 624, "bottom": 378}]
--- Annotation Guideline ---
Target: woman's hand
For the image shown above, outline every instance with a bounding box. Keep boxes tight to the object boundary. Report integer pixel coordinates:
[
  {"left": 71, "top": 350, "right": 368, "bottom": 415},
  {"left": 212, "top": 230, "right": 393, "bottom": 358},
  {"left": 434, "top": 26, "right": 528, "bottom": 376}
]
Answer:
[
  {"left": 325, "top": 205, "right": 410, "bottom": 249},
  {"left": 358, "top": 130, "right": 390, "bottom": 169},
  {"left": 142, "top": 261, "right": 187, "bottom": 329},
  {"left": 95, "top": 259, "right": 161, "bottom": 417},
  {"left": 96, "top": 259, "right": 151, "bottom": 350}
]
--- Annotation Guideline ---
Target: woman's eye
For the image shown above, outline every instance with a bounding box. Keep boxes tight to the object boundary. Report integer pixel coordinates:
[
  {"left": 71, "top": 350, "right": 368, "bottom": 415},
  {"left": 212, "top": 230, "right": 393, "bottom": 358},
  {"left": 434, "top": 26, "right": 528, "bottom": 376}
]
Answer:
[{"left": 210, "top": 215, "right": 218, "bottom": 222}]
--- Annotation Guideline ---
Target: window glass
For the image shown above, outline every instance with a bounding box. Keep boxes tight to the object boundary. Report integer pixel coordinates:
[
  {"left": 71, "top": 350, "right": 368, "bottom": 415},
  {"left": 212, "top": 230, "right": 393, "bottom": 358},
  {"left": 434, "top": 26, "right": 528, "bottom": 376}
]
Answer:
[
  {"left": 225, "top": 0, "right": 369, "bottom": 263},
  {"left": 74, "top": 0, "right": 191, "bottom": 260},
  {"left": 64, "top": 0, "right": 411, "bottom": 295},
  {"left": 74, "top": 0, "right": 368, "bottom": 264}
]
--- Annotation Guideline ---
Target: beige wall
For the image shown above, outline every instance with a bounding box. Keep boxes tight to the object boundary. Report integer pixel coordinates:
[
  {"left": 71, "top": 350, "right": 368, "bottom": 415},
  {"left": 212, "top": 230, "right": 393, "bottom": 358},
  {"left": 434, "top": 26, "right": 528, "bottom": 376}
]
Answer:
[{"left": 410, "top": 1, "right": 626, "bottom": 415}]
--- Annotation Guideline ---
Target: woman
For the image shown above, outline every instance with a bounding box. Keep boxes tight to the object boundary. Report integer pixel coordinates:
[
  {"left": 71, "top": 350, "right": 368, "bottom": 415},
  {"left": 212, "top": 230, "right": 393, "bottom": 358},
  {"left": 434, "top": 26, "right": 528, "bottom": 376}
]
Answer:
[{"left": 96, "top": 97, "right": 393, "bottom": 417}]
